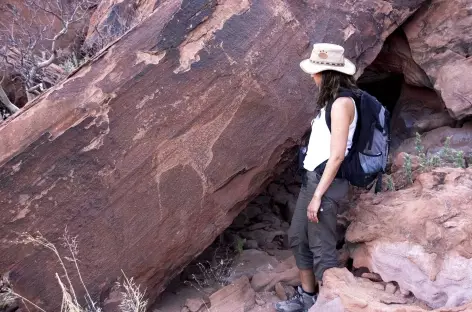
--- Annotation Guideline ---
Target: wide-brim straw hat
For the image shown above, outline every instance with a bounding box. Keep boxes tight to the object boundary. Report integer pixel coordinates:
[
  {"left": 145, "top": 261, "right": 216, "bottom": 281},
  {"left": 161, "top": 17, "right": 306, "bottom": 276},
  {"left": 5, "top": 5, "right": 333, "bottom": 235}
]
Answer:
[{"left": 300, "top": 43, "right": 356, "bottom": 76}]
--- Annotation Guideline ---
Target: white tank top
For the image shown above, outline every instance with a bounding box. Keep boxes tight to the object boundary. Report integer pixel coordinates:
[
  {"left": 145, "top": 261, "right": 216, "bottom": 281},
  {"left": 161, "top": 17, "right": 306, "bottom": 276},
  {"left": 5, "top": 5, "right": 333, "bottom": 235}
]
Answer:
[{"left": 303, "top": 98, "right": 358, "bottom": 171}]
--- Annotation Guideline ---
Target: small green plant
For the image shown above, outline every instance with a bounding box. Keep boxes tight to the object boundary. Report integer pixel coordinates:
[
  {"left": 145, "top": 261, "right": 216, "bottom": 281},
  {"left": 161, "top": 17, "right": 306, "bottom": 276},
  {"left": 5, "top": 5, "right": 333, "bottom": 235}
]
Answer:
[
  {"left": 415, "top": 133, "right": 427, "bottom": 170},
  {"left": 386, "top": 175, "right": 395, "bottom": 192},
  {"left": 396, "top": 134, "right": 466, "bottom": 190},
  {"left": 413, "top": 133, "right": 467, "bottom": 171},
  {"left": 234, "top": 236, "right": 245, "bottom": 254},
  {"left": 403, "top": 153, "right": 413, "bottom": 184},
  {"left": 455, "top": 150, "right": 465, "bottom": 168},
  {"left": 60, "top": 53, "right": 89, "bottom": 74},
  {"left": 415, "top": 132, "right": 425, "bottom": 155},
  {"left": 428, "top": 154, "right": 441, "bottom": 168},
  {"left": 440, "top": 136, "right": 453, "bottom": 162}
]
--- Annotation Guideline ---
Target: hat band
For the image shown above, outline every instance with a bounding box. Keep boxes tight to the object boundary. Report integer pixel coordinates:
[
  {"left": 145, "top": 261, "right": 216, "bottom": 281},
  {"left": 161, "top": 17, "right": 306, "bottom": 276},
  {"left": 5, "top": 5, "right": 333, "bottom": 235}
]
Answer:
[{"left": 310, "top": 60, "right": 345, "bottom": 67}]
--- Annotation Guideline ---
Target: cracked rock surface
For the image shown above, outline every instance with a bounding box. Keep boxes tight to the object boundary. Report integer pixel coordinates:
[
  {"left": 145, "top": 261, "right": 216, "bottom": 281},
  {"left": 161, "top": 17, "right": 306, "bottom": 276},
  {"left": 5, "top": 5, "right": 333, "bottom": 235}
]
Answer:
[{"left": 347, "top": 168, "right": 472, "bottom": 309}]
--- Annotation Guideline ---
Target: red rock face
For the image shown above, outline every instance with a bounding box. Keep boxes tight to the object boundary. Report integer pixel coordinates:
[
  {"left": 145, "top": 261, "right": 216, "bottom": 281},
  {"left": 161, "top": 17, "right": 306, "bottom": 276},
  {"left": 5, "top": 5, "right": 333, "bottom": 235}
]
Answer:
[
  {"left": 0, "top": 0, "right": 426, "bottom": 309},
  {"left": 403, "top": 0, "right": 472, "bottom": 119},
  {"left": 347, "top": 169, "right": 472, "bottom": 309},
  {"left": 311, "top": 268, "right": 472, "bottom": 312},
  {"left": 84, "top": 0, "right": 159, "bottom": 47}
]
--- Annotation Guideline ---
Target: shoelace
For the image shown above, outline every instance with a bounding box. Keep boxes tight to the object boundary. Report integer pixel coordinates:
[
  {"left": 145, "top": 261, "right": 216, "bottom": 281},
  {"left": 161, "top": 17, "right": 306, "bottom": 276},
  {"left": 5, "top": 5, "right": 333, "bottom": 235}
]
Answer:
[{"left": 285, "top": 292, "right": 302, "bottom": 303}]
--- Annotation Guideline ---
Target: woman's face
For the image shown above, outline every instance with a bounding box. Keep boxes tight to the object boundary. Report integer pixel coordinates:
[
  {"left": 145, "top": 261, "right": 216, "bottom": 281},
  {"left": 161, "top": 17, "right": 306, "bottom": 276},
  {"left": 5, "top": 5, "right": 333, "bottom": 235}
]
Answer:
[{"left": 312, "top": 73, "right": 322, "bottom": 87}]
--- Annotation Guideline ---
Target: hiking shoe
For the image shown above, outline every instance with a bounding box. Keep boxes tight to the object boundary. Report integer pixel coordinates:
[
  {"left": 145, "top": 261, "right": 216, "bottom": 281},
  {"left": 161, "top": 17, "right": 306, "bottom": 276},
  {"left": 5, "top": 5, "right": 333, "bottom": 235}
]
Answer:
[{"left": 274, "top": 286, "right": 316, "bottom": 312}]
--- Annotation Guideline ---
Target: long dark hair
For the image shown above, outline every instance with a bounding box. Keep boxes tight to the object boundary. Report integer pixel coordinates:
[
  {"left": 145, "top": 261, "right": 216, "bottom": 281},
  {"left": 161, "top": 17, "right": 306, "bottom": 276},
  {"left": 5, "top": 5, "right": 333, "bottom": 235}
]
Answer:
[{"left": 316, "top": 70, "right": 358, "bottom": 110}]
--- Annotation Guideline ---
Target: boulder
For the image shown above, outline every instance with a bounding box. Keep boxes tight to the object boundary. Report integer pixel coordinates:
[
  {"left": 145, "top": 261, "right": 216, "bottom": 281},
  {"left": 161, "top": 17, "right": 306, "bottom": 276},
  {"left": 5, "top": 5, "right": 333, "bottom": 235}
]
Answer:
[
  {"left": 185, "top": 297, "right": 208, "bottom": 312},
  {"left": 403, "top": 0, "right": 472, "bottom": 119},
  {"left": 391, "top": 152, "right": 421, "bottom": 173},
  {"left": 226, "top": 249, "right": 280, "bottom": 283},
  {"left": 247, "top": 222, "right": 269, "bottom": 231},
  {"left": 269, "top": 183, "right": 293, "bottom": 207},
  {"left": 396, "top": 122, "right": 472, "bottom": 157},
  {"left": 275, "top": 282, "right": 292, "bottom": 301},
  {"left": 251, "top": 256, "right": 299, "bottom": 292},
  {"left": 347, "top": 168, "right": 472, "bottom": 309},
  {"left": 243, "top": 240, "right": 259, "bottom": 250},
  {"left": 246, "top": 291, "right": 281, "bottom": 312},
  {"left": 310, "top": 268, "right": 472, "bottom": 312},
  {"left": 244, "top": 203, "right": 263, "bottom": 220},
  {"left": 0, "top": 0, "right": 427, "bottom": 309},
  {"left": 240, "top": 229, "right": 286, "bottom": 248},
  {"left": 153, "top": 283, "right": 210, "bottom": 312},
  {"left": 208, "top": 276, "right": 256, "bottom": 312}
]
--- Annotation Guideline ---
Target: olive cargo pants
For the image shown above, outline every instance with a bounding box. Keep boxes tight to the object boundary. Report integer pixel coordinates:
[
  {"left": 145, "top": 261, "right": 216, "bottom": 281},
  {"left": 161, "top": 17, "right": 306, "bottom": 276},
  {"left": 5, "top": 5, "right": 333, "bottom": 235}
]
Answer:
[{"left": 288, "top": 170, "right": 349, "bottom": 281}]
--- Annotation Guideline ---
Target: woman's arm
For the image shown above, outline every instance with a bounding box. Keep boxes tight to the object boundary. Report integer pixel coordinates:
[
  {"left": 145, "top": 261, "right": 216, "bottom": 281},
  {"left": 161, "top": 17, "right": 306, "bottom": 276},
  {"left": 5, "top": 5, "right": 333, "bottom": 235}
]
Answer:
[{"left": 307, "top": 97, "right": 355, "bottom": 222}]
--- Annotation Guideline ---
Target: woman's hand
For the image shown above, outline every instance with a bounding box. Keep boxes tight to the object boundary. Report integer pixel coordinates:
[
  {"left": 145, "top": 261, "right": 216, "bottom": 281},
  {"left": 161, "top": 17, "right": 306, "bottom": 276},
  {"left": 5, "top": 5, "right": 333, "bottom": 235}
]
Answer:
[
  {"left": 307, "top": 195, "right": 321, "bottom": 223},
  {"left": 308, "top": 97, "right": 354, "bottom": 223}
]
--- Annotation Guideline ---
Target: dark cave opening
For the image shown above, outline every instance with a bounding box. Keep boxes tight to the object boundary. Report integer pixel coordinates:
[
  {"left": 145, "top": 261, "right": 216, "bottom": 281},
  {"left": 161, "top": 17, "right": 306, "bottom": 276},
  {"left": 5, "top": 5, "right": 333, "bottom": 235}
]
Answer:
[
  {"left": 357, "top": 72, "right": 405, "bottom": 115},
  {"left": 354, "top": 28, "right": 455, "bottom": 154},
  {"left": 355, "top": 28, "right": 411, "bottom": 117}
]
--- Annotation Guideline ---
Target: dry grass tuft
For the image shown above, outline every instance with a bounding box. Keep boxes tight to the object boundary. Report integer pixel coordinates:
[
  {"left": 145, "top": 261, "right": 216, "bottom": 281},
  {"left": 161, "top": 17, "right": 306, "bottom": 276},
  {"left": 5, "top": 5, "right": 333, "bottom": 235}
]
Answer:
[
  {"left": 117, "top": 271, "right": 148, "bottom": 312},
  {"left": 3, "top": 229, "right": 147, "bottom": 312}
]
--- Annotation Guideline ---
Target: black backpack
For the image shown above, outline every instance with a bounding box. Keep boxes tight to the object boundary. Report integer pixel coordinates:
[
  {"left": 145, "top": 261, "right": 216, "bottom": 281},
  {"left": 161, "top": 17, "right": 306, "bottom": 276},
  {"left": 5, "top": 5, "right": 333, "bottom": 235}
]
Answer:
[{"left": 300, "top": 88, "right": 391, "bottom": 191}]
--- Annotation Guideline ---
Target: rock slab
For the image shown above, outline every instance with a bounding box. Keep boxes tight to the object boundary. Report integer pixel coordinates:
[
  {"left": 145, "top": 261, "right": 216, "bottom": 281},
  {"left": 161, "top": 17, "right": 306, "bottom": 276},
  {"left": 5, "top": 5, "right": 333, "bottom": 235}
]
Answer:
[
  {"left": 209, "top": 276, "right": 256, "bottom": 312},
  {"left": 403, "top": 0, "right": 472, "bottom": 119},
  {"left": 347, "top": 168, "right": 472, "bottom": 309},
  {"left": 311, "top": 268, "right": 472, "bottom": 312}
]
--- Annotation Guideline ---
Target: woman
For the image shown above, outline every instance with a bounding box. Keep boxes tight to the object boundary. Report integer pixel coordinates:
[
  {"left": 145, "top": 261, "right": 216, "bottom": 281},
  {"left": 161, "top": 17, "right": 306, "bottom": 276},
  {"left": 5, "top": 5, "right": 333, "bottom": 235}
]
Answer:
[{"left": 275, "top": 43, "right": 359, "bottom": 312}]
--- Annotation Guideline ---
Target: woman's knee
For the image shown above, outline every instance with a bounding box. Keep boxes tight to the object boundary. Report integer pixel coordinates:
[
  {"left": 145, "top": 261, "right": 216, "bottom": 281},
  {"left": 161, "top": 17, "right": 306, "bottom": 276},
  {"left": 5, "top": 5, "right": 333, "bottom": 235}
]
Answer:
[{"left": 291, "top": 243, "right": 313, "bottom": 270}]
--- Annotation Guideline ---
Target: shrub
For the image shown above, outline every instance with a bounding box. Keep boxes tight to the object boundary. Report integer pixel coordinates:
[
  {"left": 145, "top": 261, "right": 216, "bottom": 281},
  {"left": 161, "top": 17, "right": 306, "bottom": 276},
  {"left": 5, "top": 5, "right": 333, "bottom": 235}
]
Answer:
[
  {"left": 403, "top": 153, "right": 413, "bottom": 185},
  {"left": 401, "top": 133, "right": 467, "bottom": 186},
  {"left": 386, "top": 174, "right": 395, "bottom": 192}
]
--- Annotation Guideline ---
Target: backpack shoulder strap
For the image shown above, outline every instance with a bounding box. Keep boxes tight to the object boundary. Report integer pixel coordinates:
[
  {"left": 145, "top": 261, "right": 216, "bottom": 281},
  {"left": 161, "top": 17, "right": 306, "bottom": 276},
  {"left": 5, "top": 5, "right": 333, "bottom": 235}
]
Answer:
[{"left": 325, "top": 88, "right": 361, "bottom": 131}]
